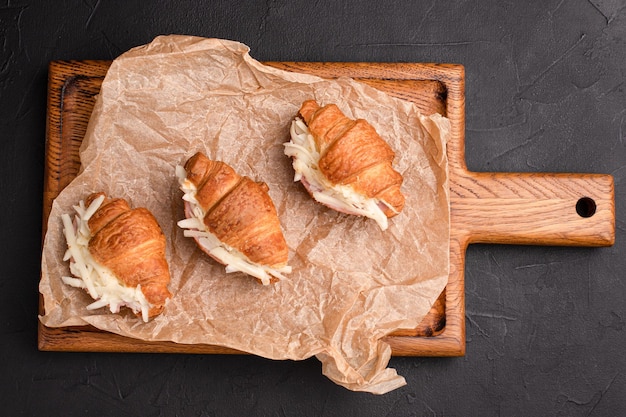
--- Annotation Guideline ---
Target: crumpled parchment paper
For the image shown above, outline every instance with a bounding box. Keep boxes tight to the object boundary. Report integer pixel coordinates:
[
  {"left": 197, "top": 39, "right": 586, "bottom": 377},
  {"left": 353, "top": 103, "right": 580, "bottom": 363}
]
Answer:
[{"left": 39, "top": 35, "right": 451, "bottom": 394}]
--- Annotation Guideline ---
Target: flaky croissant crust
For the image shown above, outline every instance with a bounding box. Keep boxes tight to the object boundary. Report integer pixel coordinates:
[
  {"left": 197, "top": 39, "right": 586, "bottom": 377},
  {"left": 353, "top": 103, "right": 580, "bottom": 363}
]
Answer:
[
  {"left": 298, "top": 100, "right": 405, "bottom": 217},
  {"left": 183, "top": 152, "right": 289, "bottom": 269},
  {"left": 86, "top": 193, "right": 172, "bottom": 317}
]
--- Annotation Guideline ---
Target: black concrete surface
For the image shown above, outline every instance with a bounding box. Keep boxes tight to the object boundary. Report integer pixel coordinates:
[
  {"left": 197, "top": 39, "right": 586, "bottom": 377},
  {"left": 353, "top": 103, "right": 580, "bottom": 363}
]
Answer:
[{"left": 1, "top": 1, "right": 625, "bottom": 415}]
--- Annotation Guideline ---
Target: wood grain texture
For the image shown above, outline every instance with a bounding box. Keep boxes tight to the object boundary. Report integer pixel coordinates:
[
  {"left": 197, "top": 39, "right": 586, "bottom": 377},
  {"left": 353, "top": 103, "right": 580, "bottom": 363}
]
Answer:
[
  {"left": 39, "top": 60, "right": 614, "bottom": 357},
  {"left": 451, "top": 172, "right": 614, "bottom": 246}
]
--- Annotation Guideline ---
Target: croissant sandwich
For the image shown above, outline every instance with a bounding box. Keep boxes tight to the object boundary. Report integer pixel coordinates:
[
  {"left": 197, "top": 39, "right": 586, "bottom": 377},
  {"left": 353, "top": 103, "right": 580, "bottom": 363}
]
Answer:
[
  {"left": 284, "top": 100, "right": 405, "bottom": 230},
  {"left": 176, "top": 152, "right": 291, "bottom": 285},
  {"left": 61, "top": 192, "right": 172, "bottom": 321}
]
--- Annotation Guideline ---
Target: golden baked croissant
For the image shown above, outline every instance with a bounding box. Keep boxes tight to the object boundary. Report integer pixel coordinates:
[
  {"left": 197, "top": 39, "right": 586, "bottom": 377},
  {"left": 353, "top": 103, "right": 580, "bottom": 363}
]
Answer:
[
  {"left": 61, "top": 192, "right": 172, "bottom": 321},
  {"left": 176, "top": 152, "right": 290, "bottom": 285},
  {"left": 284, "top": 100, "right": 405, "bottom": 230}
]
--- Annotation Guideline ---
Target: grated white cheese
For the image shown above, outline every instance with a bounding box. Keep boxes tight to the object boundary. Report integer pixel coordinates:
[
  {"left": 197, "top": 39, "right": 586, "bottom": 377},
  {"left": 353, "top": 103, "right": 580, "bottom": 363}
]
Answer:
[
  {"left": 176, "top": 165, "right": 291, "bottom": 285},
  {"left": 61, "top": 194, "right": 152, "bottom": 322},
  {"left": 283, "top": 117, "right": 392, "bottom": 231}
]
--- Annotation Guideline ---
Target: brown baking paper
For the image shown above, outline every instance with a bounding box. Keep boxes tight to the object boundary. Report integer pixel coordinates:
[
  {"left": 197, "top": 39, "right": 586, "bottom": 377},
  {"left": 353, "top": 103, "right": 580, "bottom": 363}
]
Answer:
[{"left": 39, "top": 35, "right": 450, "bottom": 394}]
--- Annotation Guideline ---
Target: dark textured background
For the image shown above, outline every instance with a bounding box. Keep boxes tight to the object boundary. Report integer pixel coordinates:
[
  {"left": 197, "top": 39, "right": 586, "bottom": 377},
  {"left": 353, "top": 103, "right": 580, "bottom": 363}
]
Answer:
[{"left": 1, "top": 1, "right": 625, "bottom": 415}]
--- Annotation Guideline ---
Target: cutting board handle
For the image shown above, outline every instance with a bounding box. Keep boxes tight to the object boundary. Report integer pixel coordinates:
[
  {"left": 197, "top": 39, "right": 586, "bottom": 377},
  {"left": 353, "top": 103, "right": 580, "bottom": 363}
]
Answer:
[{"left": 450, "top": 171, "right": 615, "bottom": 247}]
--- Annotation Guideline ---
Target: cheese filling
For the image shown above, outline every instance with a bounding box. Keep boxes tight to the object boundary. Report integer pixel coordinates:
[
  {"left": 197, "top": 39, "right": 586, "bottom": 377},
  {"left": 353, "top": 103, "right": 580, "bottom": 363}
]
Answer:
[
  {"left": 176, "top": 165, "right": 291, "bottom": 285},
  {"left": 61, "top": 195, "right": 152, "bottom": 322},
  {"left": 283, "top": 117, "right": 395, "bottom": 230}
]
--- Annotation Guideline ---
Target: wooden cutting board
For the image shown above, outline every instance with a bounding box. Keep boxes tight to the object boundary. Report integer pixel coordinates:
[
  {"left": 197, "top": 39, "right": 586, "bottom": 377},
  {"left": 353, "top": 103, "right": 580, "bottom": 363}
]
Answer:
[{"left": 38, "top": 60, "right": 615, "bottom": 357}]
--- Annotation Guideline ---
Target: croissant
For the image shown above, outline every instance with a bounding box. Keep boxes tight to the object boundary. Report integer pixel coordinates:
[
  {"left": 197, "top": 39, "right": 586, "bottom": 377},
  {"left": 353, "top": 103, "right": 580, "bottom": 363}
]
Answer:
[
  {"left": 176, "top": 152, "right": 290, "bottom": 285},
  {"left": 61, "top": 192, "right": 172, "bottom": 321},
  {"left": 284, "top": 100, "right": 405, "bottom": 230}
]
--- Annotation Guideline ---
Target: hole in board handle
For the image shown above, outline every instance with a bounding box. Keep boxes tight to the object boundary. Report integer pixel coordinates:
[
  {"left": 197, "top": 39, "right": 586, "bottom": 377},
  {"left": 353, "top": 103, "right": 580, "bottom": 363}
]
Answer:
[{"left": 576, "top": 197, "right": 596, "bottom": 218}]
